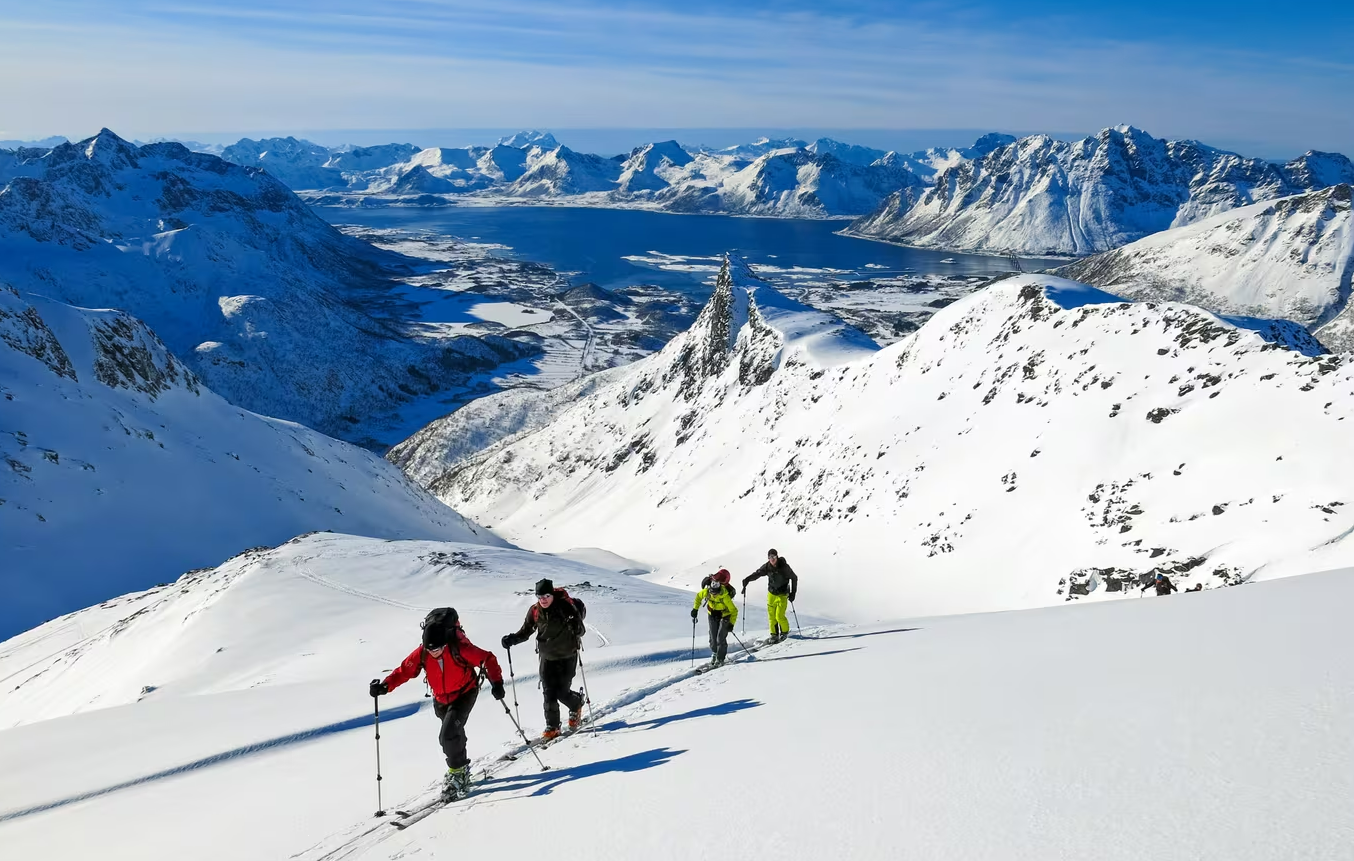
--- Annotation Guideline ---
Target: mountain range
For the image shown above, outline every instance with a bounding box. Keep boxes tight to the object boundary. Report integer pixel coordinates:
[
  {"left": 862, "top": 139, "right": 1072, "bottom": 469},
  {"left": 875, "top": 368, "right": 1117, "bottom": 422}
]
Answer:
[
  {"left": 394, "top": 256, "right": 1353, "bottom": 621},
  {"left": 0, "top": 129, "right": 537, "bottom": 440},
  {"left": 847, "top": 126, "right": 1354, "bottom": 256}
]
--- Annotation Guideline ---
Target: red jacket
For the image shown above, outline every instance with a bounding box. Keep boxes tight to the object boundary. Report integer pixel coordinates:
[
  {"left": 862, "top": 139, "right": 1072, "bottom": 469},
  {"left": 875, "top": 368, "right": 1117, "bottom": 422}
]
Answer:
[{"left": 383, "top": 630, "right": 504, "bottom": 704}]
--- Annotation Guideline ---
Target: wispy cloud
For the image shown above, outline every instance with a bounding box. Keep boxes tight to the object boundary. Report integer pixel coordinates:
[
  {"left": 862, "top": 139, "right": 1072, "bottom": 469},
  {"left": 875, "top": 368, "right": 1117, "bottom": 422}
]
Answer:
[{"left": 1, "top": 0, "right": 1350, "bottom": 156}]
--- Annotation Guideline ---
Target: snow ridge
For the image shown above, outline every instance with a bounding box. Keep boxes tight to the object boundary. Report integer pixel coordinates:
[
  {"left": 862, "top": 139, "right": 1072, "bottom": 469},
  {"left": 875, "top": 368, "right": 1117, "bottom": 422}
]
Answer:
[
  {"left": 403, "top": 263, "right": 1354, "bottom": 621},
  {"left": 1056, "top": 184, "right": 1354, "bottom": 351}
]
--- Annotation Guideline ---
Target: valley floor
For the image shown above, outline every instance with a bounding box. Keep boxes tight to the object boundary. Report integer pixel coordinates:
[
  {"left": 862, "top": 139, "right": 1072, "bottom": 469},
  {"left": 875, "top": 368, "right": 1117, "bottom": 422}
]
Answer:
[{"left": 1, "top": 537, "right": 1348, "bottom": 860}]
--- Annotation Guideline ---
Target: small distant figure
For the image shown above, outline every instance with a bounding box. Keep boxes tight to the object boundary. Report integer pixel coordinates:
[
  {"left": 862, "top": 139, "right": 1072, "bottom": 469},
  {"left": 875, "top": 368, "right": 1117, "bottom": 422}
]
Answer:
[
  {"left": 369, "top": 607, "right": 505, "bottom": 801},
  {"left": 692, "top": 568, "right": 738, "bottom": 668},
  {"left": 501, "top": 578, "right": 588, "bottom": 740},
  {"left": 1186, "top": 583, "right": 1204, "bottom": 593},
  {"left": 743, "top": 548, "right": 798, "bottom": 643},
  {"left": 1141, "top": 572, "right": 1179, "bottom": 596}
]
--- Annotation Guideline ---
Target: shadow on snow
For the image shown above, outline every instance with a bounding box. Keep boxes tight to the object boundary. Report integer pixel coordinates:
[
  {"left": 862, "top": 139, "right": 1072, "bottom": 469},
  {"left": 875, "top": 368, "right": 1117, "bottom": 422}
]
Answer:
[
  {"left": 752, "top": 646, "right": 863, "bottom": 664},
  {"left": 479, "top": 748, "right": 687, "bottom": 799},
  {"left": 0, "top": 702, "right": 424, "bottom": 823},
  {"left": 595, "top": 698, "right": 762, "bottom": 733}
]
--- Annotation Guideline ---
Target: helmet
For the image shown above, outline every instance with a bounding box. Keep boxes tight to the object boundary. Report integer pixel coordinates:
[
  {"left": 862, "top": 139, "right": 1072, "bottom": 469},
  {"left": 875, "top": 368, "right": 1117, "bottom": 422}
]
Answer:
[{"left": 711, "top": 569, "right": 731, "bottom": 585}]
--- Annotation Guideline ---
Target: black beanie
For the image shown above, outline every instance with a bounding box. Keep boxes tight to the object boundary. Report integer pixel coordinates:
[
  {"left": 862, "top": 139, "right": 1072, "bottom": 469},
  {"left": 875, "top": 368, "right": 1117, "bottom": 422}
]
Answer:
[{"left": 535, "top": 578, "right": 554, "bottom": 596}]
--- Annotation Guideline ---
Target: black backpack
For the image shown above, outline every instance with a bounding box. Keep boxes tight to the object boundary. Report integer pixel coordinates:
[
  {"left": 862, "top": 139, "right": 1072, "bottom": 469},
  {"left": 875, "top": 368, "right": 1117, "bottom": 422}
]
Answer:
[{"left": 421, "top": 607, "right": 459, "bottom": 649}]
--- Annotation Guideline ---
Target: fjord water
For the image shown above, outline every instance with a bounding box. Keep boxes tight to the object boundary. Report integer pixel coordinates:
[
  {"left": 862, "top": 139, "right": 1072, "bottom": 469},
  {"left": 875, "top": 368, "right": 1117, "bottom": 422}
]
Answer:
[{"left": 320, "top": 205, "right": 1063, "bottom": 292}]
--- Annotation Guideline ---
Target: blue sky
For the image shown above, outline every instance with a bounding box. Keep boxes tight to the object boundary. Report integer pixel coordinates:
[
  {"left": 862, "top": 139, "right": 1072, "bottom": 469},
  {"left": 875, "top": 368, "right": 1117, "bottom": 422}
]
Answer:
[{"left": 2, "top": 0, "right": 1351, "bottom": 158}]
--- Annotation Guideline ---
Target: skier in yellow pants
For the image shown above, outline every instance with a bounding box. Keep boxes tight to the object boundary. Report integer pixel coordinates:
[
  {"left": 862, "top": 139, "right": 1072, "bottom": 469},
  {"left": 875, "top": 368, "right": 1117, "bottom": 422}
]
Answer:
[{"left": 742, "top": 549, "right": 799, "bottom": 643}]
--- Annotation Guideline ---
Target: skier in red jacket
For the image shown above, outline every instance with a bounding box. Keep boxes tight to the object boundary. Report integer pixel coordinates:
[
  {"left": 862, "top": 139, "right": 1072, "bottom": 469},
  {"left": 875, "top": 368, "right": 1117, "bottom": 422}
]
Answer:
[{"left": 370, "top": 607, "right": 505, "bottom": 800}]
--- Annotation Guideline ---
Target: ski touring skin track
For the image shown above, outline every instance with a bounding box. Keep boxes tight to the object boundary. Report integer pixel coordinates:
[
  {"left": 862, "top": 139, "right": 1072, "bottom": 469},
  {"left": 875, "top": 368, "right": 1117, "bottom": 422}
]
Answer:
[{"left": 298, "top": 630, "right": 823, "bottom": 860}]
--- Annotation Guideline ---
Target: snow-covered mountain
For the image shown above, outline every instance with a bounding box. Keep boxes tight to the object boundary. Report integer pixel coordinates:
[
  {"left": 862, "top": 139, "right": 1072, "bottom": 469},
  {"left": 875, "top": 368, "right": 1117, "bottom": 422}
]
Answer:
[
  {"left": 1056, "top": 184, "right": 1354, "bottom": 351},
  {"left": 399, "top": 257, "right": 1354, "bottom": 621},
  {"left": 616, "top": 141, "right": 694, "bottom": 193},
  {"left": 804, "top": 138, "right": 887, "bottom": 166},
  {"left": 326, "top": 142, "right": 421, "bottom": 172},
  {"left": 219, "top": 136, "right": 347, "bottom": 190},
  {"left": 0, "top": 129, "right": 536, "bottom": 439},
  {"left": 647, "top": 148, "right": 926, "bottom": 217},
  {"left": 288, "top": 136, "right": 926, "bottom": 217},
  {"left": 497, "top": 130, "right": 559, "bottom": 149},
  {"left": 0, "top": 287, "right": 492, "bottom": 638},
  {"left": 712, "top": 136, "right": 808, "bottom": 158},
  {"left": 507, "top": 145, "right": 625, "bottom": 196},
  {"left": 849, "top": 126, "right": 1354, "bottom": 256}
]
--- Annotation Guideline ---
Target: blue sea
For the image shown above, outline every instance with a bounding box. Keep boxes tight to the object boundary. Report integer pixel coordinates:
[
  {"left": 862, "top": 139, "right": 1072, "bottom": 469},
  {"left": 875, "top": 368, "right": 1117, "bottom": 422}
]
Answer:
[{"left": 319, "top": 205, "right": 1062, "bottom": 294}]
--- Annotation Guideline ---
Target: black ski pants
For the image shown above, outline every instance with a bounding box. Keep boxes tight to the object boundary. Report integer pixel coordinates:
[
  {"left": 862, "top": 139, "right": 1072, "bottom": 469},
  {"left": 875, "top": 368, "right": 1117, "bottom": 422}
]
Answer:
[
  {"left": 539, "top": 654, "right": 584, "bottom": 730},
  {"left": 433, "top": 687, "right": 478, "bottom": 769},
  {"left": 707, "top": 613, "right": 732, "bottom": 662}
]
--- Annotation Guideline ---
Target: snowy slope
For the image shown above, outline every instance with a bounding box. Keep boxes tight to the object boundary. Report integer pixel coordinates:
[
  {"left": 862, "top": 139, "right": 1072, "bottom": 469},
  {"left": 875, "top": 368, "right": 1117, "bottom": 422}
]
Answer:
[
  {"left": 0, "top": 539, "right": 1348, "bottom": 860},
  {"left": 0, "top": 533, "right": 683, "bottom": 728},
  {"left": 387, "top": 365, "right": 633, "bottom": 486},
  {"left": 0, "top": 129, "right": 536, "bottom": 439},
  {"left": 849, "top": 126, "right": 1354, "bottom": 256},
  {"left": 1057, "top": 184, "right": 1354, "bottom": 351},
  {"left": 0, "top": 287, "right": 492, "bottom": 637},
  {"left": 407, "top": 258, "right": 1354, "bottom": 621}
]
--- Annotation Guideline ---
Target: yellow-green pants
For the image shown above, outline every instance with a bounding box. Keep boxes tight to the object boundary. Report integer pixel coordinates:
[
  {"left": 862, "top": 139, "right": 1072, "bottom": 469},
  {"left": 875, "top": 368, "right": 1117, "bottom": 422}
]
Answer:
[{"left": 766, "top": 594, "right": 790, "bottom": 636}]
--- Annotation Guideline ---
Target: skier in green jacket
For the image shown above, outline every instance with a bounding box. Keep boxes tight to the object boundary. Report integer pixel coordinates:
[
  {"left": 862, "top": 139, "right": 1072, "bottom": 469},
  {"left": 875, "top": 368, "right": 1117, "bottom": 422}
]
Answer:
[
  {"left": 692, "top": 569, "right": 739, "bottom": 667},
  {"left": 743, "top": 548, "right": 798, "bottom": 643}
]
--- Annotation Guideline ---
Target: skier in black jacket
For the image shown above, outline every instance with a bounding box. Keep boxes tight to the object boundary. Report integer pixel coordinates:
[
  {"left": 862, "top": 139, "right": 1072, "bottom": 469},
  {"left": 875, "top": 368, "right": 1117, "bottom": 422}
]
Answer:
[
  {"left": 502, "top": 578, "right": 587, "bottom": 739},
  {"left": 743, "top": 549, "right": 799, "bottom": 643},
  {"left": 1141, "top": 572, "right": 1179, "bottom": 596}
]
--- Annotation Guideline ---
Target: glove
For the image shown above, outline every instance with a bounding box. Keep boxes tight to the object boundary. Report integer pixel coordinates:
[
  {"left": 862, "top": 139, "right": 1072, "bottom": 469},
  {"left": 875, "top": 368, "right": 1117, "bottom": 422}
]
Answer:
[
  {"left": 501, "top": 634, "right": 514, "bottom": 650},
  {"left": 369, "top": 679, "right": 388, "bottom": 698},
  {"left": 690, "top": 608, "right": 698, "bottom": 620},
  {"left": 490, "top": 681, "right": 506, "bottom": 700},
  {"left": 741, "top": 579, "right": 750, "bottom": 593},
  {"left": 789, "top": 592, "right": 797, "bottom": 603}
]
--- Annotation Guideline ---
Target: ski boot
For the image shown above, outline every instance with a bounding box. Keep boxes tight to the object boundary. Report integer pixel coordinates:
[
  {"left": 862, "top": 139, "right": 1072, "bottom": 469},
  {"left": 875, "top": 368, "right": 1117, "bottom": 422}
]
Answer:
[
  {"left": 442, "top": 765, "right": 470, "bottom": 801},
  {"left": 542, "top": 726, "right": 562, "bottom": 741},
  {"left": 568, "top": 706, "right": 584, "bottom": 731}
]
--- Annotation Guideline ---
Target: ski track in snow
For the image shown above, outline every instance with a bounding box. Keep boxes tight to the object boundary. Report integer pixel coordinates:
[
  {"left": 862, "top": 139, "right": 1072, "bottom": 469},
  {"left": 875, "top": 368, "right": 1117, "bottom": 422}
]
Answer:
[{"left": 295, "top": 630, "right": 815, "bottom": 861}]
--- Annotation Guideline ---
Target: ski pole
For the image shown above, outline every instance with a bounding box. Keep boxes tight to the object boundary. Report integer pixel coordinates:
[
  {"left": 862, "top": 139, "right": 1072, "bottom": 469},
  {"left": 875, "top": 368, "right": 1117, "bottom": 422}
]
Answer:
[
  {"left": 506, "top": 645, "right": 523, "bottom": 728},
  {"left": 370, "top": 685, "right": 386, "bottom": 817},
  {"left": 729, "top": 630, "right": 755, "bottom": 659},
  {"left": 691, "top": 617, "right": 697, "bottom": 667},
  {"left": 498, "top": 698, "right": 550, "bottom": 771},
  {"left": 741, "top": 592, "right": 746, "bottom": 635},
  {"left": 790, "top": 600, "right": 800, "bottom": 635},
  {"left": 576, "top": 652, "right": 597, "bottom": 732}
]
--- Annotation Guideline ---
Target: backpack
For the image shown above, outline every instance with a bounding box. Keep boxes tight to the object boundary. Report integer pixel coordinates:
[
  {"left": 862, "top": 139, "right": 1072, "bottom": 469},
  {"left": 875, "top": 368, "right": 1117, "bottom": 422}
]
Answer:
[
  {"left": 420, "top": 607, "right": 478, "bottom": 688},
  {"left": 421, "top": 607, "right": 459, "bottom": 649}
]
